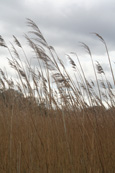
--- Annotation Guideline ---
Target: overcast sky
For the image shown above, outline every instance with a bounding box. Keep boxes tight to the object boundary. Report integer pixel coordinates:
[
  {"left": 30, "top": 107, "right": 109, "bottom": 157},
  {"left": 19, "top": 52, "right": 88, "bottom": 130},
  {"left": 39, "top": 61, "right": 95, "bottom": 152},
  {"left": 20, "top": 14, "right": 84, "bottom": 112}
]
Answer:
[{"left": 0, "top": 0, "right": 115, "bottom": 85}]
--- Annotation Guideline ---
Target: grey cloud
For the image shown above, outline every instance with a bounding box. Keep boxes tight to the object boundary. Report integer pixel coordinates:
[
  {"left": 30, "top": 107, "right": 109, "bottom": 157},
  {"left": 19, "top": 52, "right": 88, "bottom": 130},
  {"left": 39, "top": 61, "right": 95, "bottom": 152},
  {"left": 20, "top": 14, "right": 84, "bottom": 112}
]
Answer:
[
  {"left": 29, "top": 1, "right": 115, "bottom": 56},
  {"left": 0, "top": 0, "right": 115, "bottom": 66}
]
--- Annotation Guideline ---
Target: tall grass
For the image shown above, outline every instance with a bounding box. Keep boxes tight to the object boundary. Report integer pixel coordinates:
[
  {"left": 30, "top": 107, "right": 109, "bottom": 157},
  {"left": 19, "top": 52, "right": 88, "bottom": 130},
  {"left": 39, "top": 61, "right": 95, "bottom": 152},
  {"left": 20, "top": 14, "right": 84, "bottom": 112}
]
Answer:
[{"left": 0, "top": 19, "right": 115, "bottom": 172}]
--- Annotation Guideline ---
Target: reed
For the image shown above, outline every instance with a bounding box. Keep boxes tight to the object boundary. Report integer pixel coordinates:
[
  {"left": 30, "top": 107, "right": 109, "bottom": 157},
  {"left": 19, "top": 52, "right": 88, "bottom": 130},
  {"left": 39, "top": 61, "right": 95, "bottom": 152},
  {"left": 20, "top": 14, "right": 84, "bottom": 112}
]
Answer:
[{"left": 0, "top": 19, "right": 115, "bottom": 172}]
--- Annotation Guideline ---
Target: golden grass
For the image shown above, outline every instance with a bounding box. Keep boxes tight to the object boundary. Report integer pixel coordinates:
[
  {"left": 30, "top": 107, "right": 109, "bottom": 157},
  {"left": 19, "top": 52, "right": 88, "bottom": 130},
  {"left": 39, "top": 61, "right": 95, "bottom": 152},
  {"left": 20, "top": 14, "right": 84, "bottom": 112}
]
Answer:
[{"left": 0, "top": 19, "right": 115, "bottom": 172}]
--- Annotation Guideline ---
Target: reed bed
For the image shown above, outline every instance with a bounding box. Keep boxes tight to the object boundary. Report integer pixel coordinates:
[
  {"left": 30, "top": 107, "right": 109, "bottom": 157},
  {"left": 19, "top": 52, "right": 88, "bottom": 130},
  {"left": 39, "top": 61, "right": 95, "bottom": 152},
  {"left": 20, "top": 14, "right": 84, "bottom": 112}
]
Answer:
[{"left": 0, "top": 19, "right": 115, "bottom": 172}]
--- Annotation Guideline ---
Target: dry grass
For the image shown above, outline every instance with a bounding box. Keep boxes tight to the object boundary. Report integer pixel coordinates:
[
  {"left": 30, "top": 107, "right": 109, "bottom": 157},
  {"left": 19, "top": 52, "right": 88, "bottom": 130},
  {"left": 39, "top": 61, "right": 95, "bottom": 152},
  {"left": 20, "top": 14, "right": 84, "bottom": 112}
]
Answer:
[{"left": 0, "top": 19, "right": 115, "bottom": 172}]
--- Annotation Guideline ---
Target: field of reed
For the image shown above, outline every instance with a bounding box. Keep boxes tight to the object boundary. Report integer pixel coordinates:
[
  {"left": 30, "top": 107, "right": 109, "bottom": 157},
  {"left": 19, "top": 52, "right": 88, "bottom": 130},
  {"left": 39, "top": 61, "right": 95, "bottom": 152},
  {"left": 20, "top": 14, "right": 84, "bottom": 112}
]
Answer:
[{"left": 0, "top": 19, "right": 115, "bottom": 172}]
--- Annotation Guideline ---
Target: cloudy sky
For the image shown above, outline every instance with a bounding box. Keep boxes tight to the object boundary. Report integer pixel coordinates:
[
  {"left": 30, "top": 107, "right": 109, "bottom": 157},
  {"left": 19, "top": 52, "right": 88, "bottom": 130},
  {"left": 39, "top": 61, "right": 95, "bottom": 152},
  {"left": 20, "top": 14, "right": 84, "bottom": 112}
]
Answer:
[{"left": 0, "top": 0, "right": 115, "bottom": 84}]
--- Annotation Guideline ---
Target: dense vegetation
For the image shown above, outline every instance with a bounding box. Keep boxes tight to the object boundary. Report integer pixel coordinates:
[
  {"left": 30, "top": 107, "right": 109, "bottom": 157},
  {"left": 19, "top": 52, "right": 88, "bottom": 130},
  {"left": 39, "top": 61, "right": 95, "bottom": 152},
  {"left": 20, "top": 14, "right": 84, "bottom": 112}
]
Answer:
[{"left": 0, "top": 19, "right": 115, "bottom": 172}]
